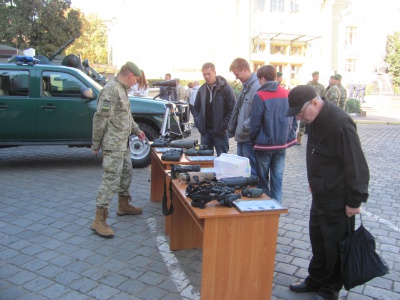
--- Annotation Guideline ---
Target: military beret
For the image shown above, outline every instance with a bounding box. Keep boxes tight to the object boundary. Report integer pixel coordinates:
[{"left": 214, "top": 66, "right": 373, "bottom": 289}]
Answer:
[
  {"left": 125, "top": 61, "right": 142, "bottom": 77},
  {"left": 286, "top": 85, "right": 317, "bottom": 117},
  {"left": 312, "top": 71, "right": 319, "bottom": 75},
  {"left": 336, "top": 74, "right": 342, "bottom": 80},
  {"left": 330, "top": 74, "right": 340, "bottom": 80},
  {"left": 277, "top": 72, "right": 283, "bottom": 77}
]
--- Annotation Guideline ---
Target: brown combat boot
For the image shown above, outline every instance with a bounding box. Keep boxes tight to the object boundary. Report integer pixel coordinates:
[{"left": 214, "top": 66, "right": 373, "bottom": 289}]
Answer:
[
  {"left": 297, "top": 133, "right": 302, "bottom": 145},
  {"left": 91, "top": 208, "right": 114, "bottom": 238},
  {"left": 117, "top": 195, "right": 143, "bottom": 216}
]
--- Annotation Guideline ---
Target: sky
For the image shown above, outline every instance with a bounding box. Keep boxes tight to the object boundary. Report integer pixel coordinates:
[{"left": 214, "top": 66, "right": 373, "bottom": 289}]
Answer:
[
  {"left": 70, "top": 0, "right": 222, "bottom": 79},
  {"left": 71, "top": 0, "right": 123, "bottom": 20}
]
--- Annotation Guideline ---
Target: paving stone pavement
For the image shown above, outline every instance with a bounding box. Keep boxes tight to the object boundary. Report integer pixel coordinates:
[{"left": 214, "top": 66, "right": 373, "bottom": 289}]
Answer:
[{"left": 0, "top": 122, "right": 399, "bottom": 300}]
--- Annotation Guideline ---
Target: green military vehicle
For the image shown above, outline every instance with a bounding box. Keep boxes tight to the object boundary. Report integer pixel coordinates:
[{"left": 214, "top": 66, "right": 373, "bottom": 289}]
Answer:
[{"left": 0, "top": 57, "right": 192, "bottom": 167}]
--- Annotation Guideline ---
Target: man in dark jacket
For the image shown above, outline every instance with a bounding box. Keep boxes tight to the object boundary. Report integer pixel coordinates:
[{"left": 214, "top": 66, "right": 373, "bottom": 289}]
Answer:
[
  {"left": 192, "top": 62, "right": 236, "bottom": 156},
  {"left": 286, "top": 85, "right": 370, "bottom": 300},
  {"left": 249, "top": 65, "right": 298, "bottom": 203}
]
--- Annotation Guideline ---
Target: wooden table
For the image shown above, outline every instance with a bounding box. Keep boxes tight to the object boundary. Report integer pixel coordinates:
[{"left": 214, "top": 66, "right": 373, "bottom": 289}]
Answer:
[
  {"left": 150, "top": 149, "right": 214, "bottom": 202},
  {"left": 150, "top": 149, "right": 215, "bottom": 235},
  {"left": 169, "top": 179, "right": 288, "bottom": 300}
]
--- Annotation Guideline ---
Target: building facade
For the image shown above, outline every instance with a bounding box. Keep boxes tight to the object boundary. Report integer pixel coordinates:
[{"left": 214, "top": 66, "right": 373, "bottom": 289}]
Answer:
[{"left": 106, "top": 0, "right": 400, "bottom": 87}]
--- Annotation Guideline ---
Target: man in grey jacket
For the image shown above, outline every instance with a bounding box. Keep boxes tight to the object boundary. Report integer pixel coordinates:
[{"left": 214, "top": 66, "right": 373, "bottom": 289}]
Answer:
[{"left": 228, "top": 58, "right": 260, "bottom": 175}]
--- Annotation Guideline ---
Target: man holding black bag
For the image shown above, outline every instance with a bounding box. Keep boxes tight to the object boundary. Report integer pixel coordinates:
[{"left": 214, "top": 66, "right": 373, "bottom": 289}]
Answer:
[{"left": 286, "top": 85, "right": 370, "bottom": 300}]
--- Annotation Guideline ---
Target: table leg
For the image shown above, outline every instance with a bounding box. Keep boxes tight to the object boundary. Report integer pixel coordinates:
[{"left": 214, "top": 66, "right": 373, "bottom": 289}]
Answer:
[
  {"left": 150, "top": 150, "right": 165, "bottom": 202},
  {"left": 169, "top": 189, "right": 203, "bottom": 250},
  {"left": 201, "top": 215, "right": 280, "bottom": 299}
]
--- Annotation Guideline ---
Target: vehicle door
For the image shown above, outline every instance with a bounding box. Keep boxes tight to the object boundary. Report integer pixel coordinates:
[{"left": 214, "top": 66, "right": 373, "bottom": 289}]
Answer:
[
  {"left": 35, "top": 70, "right": 93, "bottom": 140},
  {"left": 0, "top": 68, "right": 34, "bottom": 140}
]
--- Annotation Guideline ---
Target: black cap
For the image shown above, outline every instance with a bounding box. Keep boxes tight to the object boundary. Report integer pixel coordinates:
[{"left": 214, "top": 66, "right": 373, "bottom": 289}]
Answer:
[
  {"left": 277, "top": 72, "right": 283, "bottom": 77},
  {"left": 286, "top": 85, "right": 317, "bottom": 117}
]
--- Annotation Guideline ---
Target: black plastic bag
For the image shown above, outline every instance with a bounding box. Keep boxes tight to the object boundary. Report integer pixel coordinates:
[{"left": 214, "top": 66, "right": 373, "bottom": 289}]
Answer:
[{"left": 339, "top": 214, "right": 389, "bottom": 290}]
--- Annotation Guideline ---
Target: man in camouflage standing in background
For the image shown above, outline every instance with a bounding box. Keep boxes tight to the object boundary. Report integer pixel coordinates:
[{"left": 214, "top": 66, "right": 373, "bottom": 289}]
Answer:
[
  {"left": 91, "top": 62, "right": 146, "bottom": 238},
  {"left": 296, "top": 71, "right": 325, "bottom": 145},
  {"left": 324, "top": 74, "right": 341, "bottom": 106}
]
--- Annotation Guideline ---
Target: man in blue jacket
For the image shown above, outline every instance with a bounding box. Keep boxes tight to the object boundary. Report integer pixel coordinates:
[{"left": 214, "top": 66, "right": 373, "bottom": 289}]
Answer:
[
  {"left": 249, "top": 65, "right": 298, "bottom": 203},
  {"left": 192, "top": 62, "right": 236, "bottom": 156}
]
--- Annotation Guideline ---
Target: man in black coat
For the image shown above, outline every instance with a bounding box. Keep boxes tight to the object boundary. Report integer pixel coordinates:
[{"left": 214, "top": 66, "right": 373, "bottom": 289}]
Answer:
[
  {"left": 192, "top": 62, "right": 236, "bottom": 156},
  {"left": 286, "top": 85, "right": 370, "bottom": 300}
]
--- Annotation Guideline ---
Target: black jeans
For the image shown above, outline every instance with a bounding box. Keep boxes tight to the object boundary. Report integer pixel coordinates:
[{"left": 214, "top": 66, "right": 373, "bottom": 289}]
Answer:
[
  {"left": 201, "top": 128, "right": 229, "bottom": 156},
  {"left": 305, "top": 203, "right": 355, "bottom": 300}
]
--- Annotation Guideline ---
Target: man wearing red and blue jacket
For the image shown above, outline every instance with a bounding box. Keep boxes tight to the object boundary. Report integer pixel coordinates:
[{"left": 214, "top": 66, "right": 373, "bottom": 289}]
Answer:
[{"left": 249, "top": 65, "right": 298, "bottom": 203}]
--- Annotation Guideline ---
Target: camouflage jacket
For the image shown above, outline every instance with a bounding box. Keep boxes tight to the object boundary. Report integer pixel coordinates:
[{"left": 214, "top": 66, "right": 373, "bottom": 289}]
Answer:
[
  {"left": 176, "top": 85, "right": 187, "bottom": 101},
  {"left": 324, "top": 84, "right": 341, "bottom": 106},
  {"left": 92, "top": 78, "right": 141, "bottom": 151},
  {"left": 306, "top": 81, "right": 325, "bottom": 97},
  {"left": 338, "top": 84, "right": 347, "bottom": 109}
]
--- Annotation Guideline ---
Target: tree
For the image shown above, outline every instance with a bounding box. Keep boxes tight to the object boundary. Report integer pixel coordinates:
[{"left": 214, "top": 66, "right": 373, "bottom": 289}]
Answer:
[
  {"left": 386, "top": 32, "right": 400, "bottom": 88},
  {"left": 0, "top": 0, "right": 82, "bottom": 57},
  {"left": 65, "top": 13, "right": 108, "bottom": 64}
]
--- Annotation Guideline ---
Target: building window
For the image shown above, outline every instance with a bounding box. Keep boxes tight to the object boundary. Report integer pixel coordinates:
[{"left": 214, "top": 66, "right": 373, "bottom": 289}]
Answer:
[
  {"left": 272, "top": 65, "right": 284, "bottom": 73},
  {"left": 346, "top": 26, "right": 357, "bottom": 47},
  {"left": 291, "top": 0, "right": 299, "bottom": 13},
  {"left": 345, "top": 59, "right": 356, "bottom": 72},
  {"left": 270, "top": 0, "right": 285, "bottom": 12},
  {"left": 290, "top": 46, "right": 303, "bottom": 56},
  {"left": 256, "top": 0, "right": 266, "bottom": 11},
  {"left": 291, "top": 65, "right": 301, "bottom": 87},
  {"left": 271, "top": 45, "right": 287, "bottom": 55},
  {"left": 253, "top": 62, "right": 264, "bottom": 71}
]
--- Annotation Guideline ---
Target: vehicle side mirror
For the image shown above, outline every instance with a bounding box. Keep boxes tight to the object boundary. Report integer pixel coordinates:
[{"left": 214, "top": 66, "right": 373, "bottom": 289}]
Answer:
[{"left": 81, "top": 87, "right": 95, "bottom": 100}]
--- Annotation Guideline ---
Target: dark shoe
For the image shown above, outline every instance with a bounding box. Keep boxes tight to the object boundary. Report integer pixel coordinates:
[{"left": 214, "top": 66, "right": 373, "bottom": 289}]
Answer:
[{"left": 289, "top": 281, "right": 319, "bottom": 293}]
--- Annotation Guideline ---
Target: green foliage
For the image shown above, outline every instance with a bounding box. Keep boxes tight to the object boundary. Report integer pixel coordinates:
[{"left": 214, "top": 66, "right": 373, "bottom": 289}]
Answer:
[
  {"left": 0, "top": 0, "right": 82, "bottom": 58},
  {"left": 228, "top": 80, "right": 243, "bottom": 98},
  {"left": 66, "top": 13, "right": 108, "bottom": 64},
  {"left": 345, "top": 98, "right": 361, "bottom": 114},
  {"left": 386, "top": 32, "right": 400, "bottom": 88}
]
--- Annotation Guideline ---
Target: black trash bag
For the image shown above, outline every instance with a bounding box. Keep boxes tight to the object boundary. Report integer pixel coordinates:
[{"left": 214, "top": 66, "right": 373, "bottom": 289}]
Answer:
[{"left": 339, "top": 214, "right": 389, "bottom": 291}]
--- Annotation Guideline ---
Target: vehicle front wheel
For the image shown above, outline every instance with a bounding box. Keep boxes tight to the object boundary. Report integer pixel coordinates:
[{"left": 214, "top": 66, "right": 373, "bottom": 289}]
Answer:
[{"left": 129, "top": 123, "right": 158, "bottom": 168}]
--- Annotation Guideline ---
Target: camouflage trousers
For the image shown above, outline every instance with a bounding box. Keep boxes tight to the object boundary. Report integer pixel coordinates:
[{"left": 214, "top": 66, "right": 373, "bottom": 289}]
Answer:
[
  {"left": 298, "top": 120, "right": 305, "bottom": 136},
  {"left": 96, "top": 148, "right": 132, "bottom": 208}
]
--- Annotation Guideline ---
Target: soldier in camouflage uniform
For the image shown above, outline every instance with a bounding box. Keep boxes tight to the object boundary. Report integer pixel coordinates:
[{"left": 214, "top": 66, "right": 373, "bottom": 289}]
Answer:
[
  {"left": 296, "top": 71, "right": 325, "bottom": 145},
  {"left": 336, "top": 74, "right": 347, "bottom": 110},
  {"left": 91, "top": 62, "right": 146, "bottom": 238},
  {"left": 306, "top": 71, "right": 325, "bottom": 97},
  {"left": 323, "top": 75, "right": 341, "bottom": 106}
]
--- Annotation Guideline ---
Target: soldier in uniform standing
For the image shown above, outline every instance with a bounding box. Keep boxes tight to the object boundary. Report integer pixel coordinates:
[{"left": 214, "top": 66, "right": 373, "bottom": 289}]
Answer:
[
  {"left": 307, "top": 71, "right": 325, "bottom": 96},
  {"left": 91, "top": 62, "right": 146, "bottom": 238},
  {"left": 336, "top": 74, "right": 347, "bottom": 110},
  {"left": 296, "top": 71, "right": 325, "bottom": 145},
  {"left": 323, "top": 75, "right": 341, "bottom": 106}
]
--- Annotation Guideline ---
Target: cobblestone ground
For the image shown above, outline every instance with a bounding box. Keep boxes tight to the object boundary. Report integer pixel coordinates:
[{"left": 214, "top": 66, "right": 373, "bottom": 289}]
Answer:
[{"left": 0, "top": 124, "right": 399, "bottom": 300}]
